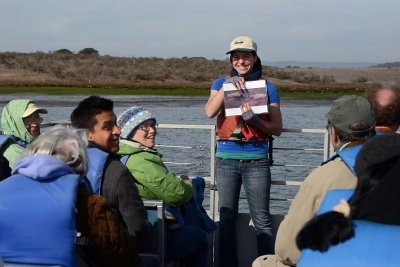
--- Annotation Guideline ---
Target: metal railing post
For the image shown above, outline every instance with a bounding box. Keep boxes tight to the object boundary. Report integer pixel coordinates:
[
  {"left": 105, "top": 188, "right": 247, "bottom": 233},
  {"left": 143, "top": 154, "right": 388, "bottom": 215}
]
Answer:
[
  {"left": 209, "top": 126, "right": 217, "bottom": 220},
  {"left": 209, "top": 126, "right": 217, "bottom": 267},
  {"left": 323, "top": 129, "right": 332, "bottom": 160}
]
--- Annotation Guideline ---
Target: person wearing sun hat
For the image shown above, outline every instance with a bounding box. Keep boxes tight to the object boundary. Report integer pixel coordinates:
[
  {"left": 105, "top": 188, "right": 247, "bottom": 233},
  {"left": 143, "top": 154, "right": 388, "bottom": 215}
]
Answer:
[
  {"left": 205, "top": 35, "right": 283, "bottom": 266},
  {"left": 117, "top": 106, "right": 210, "bottom": 267},
  {"left": 0, "top": 99, "right": 47, "bottom": 168}
]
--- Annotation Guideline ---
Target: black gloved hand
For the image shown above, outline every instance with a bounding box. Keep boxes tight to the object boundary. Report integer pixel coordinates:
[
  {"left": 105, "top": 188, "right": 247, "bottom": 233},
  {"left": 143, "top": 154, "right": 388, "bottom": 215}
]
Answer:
[
  {"left": 224, "top": 76, "right": 243, "bottom": 84},
  {"left": 242, "top": 108, "right": 260, "bottom": 126}
]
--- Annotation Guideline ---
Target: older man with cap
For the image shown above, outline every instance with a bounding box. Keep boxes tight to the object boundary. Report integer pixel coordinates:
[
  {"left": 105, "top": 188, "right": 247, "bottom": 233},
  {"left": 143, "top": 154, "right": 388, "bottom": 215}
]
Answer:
[
  {"left": 253, "top": 95, "right": 376, "bottom": 267},
  {"left": 0, "top": 99, "right": 47, "bottom": 168}
]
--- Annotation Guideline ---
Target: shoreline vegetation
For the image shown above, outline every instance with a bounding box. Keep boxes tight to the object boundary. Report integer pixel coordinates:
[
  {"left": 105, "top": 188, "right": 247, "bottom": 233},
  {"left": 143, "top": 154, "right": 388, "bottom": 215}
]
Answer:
[
  {"left": 0, "top": 85, "right": 367, "bottom": 99},
  {"left": 1, "top": 50, "right": 399, "bottom": 98}
]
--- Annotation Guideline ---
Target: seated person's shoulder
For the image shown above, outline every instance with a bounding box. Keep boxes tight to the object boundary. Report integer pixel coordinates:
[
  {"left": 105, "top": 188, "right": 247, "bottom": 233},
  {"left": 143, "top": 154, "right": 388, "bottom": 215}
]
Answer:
[
  {"left": 105, "top": 155, "right": 132, "bottom": 177},
  {"left": 1, "top": 142, "right": 25, "bottom": 168},
  {"left": 102, "top": 156, "right": 139, "bottom": 195},
  {"left": 306, "top": 157, "right": 347, "bottom": 180}
]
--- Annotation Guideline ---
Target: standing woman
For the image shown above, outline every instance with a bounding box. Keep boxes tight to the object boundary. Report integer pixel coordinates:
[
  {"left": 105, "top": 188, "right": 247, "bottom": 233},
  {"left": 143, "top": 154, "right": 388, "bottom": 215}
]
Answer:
[{"left": 205, "top": 36, "right": 283, "bottom": 267}]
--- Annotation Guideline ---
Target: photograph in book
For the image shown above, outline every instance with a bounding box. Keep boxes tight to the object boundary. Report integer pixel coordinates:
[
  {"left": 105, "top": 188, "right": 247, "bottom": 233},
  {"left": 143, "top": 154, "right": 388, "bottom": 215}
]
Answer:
[{"left": 223, "top": 80, "right": 269, "bottom": 116}]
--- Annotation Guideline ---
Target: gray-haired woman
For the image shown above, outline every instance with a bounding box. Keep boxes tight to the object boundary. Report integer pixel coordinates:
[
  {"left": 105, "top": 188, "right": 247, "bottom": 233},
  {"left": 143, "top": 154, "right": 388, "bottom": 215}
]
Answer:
[{"left": 0, "top": 125, "right": 138, "bottom": 267}]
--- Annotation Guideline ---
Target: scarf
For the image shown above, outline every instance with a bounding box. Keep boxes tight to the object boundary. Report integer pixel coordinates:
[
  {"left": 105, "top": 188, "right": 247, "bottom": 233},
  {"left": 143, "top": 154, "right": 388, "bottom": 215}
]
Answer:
[{"left": 230, "top": 68, "right": 262, "bottom": 81}]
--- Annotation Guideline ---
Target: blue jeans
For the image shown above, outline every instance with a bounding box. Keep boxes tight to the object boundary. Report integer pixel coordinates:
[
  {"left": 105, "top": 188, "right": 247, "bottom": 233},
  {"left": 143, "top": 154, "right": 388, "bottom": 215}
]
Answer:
[
  {"left": 216, "top": 158, "right": 273, "bottom": 267},
  {"left": 166, "top": 225, "right": 209, "bottom": 267}
]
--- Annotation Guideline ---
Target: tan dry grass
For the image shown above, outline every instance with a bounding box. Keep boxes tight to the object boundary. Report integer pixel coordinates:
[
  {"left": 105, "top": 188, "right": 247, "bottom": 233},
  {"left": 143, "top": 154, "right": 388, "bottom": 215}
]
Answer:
[
  {"left": 0, "top": 52, "right": 399, "bottom": 90},
  {"left": 0, "top": 68, "right": 56, "bottom": 83},
  {"left": 2, "top": 66, "right": 399, "bottom": 87},
  {"left": 285, "top": 67, "right": 400, "bottom": 84}
]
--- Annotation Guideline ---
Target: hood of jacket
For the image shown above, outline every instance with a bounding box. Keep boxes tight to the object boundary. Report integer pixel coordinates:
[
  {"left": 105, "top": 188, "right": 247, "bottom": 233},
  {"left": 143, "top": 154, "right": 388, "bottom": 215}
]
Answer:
[
  {"left": 12, "top": 154, "right": 76, "bottom": 181},
  {"left": 117, "top": 139, "right": 162, "bottom": 157},
  {"left": 1, "top": 99, "right": 33, "bottom": 143}
]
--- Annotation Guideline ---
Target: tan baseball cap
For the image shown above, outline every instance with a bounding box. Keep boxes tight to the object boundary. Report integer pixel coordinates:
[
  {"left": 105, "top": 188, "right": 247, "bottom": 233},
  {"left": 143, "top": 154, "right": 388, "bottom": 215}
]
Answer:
[
  {"left": 226, "top": 36, "right": 257, "bottom": 54},
  {"left": 22, "top": 102, "right": 48, "bottom": 118}
]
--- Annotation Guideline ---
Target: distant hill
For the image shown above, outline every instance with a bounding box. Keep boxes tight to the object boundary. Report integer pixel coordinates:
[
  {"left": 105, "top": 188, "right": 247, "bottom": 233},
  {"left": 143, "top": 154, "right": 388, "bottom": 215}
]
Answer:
[
  {"left": 267, "top": 61, "right": 378, "bottom": 68},
  {"left": 0, "top": 51, "right": 398, "bottom": 92},
  {"left": 368, "top": 62, "right": 400, "bottom": 68}
]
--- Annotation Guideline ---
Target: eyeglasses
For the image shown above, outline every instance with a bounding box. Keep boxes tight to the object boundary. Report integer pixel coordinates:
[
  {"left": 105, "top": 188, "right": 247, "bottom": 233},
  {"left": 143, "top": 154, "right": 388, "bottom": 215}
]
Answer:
[{"left": 137, "top": 123, "right": 158, "bottom": 132}]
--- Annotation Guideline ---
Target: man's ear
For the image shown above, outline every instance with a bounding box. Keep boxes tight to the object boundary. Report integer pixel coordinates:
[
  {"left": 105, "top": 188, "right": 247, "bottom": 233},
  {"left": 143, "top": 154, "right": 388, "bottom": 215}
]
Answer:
[
  {"left": 87, "top": 130, "right": 95, "bottom": 141},
  {"left": 329, "top": 126, "right": 340, "bottom": 148}
]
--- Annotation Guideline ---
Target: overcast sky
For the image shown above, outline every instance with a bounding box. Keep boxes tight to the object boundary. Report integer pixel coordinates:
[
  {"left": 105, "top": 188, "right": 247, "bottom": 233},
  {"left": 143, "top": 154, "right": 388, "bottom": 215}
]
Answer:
[{"left": 1, "top": 0, "right": 399, "bottom": 64}]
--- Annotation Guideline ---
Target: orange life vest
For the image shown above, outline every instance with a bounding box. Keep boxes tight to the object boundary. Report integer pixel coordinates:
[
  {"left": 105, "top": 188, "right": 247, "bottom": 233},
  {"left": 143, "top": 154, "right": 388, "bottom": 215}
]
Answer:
[
  {"left": 216, "top": 111, "right": 269, "bottom": 141},
  {"left": 217, "top": 77, "right": 270, "bottom": 142}
]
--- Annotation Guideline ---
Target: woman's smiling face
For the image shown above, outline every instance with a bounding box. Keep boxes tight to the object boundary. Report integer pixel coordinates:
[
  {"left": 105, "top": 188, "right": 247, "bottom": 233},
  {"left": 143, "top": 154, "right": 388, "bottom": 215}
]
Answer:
[
  {"left": 231, "top": 51, "right": 257, "bottom": 76},
  {"left": 130, "top": 119, "right": 157, "bottom": 149}
]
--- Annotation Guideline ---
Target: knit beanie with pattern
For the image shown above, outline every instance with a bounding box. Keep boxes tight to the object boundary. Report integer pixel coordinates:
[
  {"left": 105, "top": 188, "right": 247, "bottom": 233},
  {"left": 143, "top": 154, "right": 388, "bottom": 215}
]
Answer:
[{"left": 117, "top": 107, "right": 156, "bottom": 139}]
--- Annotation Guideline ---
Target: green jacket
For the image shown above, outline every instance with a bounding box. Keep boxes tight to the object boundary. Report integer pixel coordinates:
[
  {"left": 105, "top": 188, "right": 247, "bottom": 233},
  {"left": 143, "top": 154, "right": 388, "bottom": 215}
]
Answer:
[
  {"left": 117, "top": 139, "right": 194, "bottom": 207},
  {"left": 1, "top": 100, "right": 33, "bottom": 167}
]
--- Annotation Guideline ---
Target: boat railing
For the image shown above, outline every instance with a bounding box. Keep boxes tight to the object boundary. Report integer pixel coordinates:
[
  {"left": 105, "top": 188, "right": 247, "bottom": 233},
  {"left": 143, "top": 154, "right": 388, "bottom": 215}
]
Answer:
[
  {"left": 154, "top": 123, "right": 332, "bottom": 220},
  {"left": 37, "top": 122, "right": 330, "bottom": 267},
  {"left": 39, "top": 122, "right": 331, "bottom": 217}
]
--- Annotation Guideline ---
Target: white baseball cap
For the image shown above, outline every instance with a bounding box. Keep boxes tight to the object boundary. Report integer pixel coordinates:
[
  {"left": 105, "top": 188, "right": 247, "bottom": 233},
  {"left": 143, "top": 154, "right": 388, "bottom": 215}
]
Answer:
[
  {"left": 22, "top": 102, "right": 48, "bottom": 118},
  {"left": 226, "top": 36, "right": 257, "bottom": 54}
]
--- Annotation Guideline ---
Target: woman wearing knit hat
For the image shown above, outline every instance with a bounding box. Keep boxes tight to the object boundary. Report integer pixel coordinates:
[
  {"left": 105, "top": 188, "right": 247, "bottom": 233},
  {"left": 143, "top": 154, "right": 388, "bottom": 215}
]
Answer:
[
  {"left": 205, "top": 36, "right": 283, "bottom": 267},
  {"left": 117, "top": 106, "right": 209, "bottom": 267}
]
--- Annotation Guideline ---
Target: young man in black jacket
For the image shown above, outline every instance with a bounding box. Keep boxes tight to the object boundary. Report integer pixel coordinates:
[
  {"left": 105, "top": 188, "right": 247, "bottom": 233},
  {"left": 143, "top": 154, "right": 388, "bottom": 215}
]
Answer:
[{"left": 71, "top": 95, "right": 153, "bottom": 253}]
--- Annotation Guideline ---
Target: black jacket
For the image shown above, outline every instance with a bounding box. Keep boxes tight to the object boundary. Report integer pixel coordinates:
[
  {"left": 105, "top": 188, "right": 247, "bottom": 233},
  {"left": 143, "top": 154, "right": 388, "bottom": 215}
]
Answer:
[{"left": 102, "top": 154, "right": 153, "bottom": 251}]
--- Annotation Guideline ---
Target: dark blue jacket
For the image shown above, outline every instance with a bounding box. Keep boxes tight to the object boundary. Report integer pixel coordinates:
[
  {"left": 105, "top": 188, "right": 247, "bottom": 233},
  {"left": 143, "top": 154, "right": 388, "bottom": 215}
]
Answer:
[{"left": 85, "top": 143, "right": 153, "bottom": 251}]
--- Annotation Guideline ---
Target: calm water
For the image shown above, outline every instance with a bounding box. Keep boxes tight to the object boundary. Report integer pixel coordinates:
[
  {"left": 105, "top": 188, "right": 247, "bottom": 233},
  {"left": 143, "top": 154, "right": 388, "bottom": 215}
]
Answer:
[{"left": 0, "top": 94, "right": 332, "bottom": 214}]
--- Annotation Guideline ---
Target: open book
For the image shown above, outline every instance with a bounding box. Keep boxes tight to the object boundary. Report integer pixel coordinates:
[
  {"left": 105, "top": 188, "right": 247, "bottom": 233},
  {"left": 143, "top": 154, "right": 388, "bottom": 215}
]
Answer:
[{"left": 223, "top": 80, "right": 268, "bottom": 116}]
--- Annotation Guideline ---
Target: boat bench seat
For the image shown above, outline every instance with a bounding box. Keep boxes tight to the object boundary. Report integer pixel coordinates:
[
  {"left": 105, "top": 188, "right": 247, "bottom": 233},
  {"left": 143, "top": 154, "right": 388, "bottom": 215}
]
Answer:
[{"left": 140, "top": 200, "right": 166, "bottom": 267}]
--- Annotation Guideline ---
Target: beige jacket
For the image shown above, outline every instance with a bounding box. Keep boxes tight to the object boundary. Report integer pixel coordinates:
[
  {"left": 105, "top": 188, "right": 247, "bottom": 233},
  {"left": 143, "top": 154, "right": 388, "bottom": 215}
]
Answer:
[{"left": 254, "top": 157, "right": 357, "bottom": 267}]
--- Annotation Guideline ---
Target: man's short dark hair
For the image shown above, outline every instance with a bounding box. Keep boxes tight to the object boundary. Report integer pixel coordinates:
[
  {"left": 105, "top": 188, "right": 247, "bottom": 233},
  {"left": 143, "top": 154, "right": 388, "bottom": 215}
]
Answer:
[
  {"left": 328, "top": 122, "right": 376, "bottom": 142},
  {"left": 70, "top": 95, "right": 114, "bottom": 130},
  {"left": 364, "top": 85, "right": 400, "bottom": 127}
]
